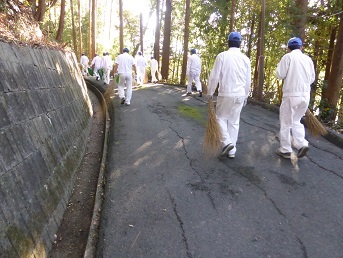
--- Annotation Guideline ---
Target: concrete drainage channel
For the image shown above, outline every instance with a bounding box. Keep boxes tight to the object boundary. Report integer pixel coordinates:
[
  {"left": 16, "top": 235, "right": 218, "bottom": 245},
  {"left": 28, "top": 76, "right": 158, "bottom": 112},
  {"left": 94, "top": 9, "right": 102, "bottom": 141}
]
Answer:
[{"left": 83, "top": 81, "right": 110, "bottom": 258}]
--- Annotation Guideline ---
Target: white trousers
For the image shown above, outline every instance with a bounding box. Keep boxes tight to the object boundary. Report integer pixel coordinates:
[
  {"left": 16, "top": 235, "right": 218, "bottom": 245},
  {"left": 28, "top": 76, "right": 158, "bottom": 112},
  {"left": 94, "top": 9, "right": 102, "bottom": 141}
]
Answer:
[
  {"left": 81, "top": 64, "right": 88, "bottom": 75},
  {"left": 187, "top": 71, "right": 202, "bottom": 93},
  {"left": 118, "top": 73, "right": 133, "bottom": 103},
  {"left": 103, "top": 66, "right": 111, "bottom": 84},
  {"left": 151, "top": 68, "right": 158, "bottom": 82},
  {"left": 93, "top": 66, "right": 101, "bottom": 78},
  {"left": 137, "top": 66, "right": 145, "bottom": 85},
  {"left": 279, "top": 96, "right": 309, "bottom": 152},
  {"left": 216, "top": 96, "right": 245, "bottom": 154}
]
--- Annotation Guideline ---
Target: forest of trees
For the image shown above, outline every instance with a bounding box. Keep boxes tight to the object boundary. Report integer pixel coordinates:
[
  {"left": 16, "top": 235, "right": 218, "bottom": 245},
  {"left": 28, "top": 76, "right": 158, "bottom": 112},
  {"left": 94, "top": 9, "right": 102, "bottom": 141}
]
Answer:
[{"left": 2, "top": 0, "right": 342, "bottom": 130}]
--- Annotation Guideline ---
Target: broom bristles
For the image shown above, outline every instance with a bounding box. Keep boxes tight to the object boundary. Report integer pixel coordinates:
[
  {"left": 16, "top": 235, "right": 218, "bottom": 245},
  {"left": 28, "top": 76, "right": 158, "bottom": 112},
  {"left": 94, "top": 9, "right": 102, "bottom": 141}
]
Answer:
[
  {"left": 203, "top": 97, "right": 222, "bottom": 157},
  {"left": 305, "top": 109, "right": 328, "bottom": 137}
]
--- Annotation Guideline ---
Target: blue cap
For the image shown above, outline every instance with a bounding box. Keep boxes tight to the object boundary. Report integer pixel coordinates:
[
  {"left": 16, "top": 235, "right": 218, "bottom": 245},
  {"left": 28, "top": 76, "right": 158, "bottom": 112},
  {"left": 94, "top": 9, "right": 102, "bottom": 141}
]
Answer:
[
  {"left": 288, "top": 37, "right": 302, "bottom": 47},
  {"left": 228, "top": 32, "right": 242, "bottom": 42},
  {"left": 123, "top": 47, "right": 130, "bottom": 53},
  {"left": 190, "top": 49, "right": 196, "bottom": 54}
]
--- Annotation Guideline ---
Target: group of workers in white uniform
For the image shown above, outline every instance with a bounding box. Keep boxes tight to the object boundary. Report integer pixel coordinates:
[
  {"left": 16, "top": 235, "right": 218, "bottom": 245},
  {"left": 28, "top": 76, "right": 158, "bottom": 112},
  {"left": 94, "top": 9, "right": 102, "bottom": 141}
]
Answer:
[
  {"left": 80, "top": 31, "right": 315, "bottom": 160},
  {"left": 207, "top": 32, "right": 314, "bottom": 160}
]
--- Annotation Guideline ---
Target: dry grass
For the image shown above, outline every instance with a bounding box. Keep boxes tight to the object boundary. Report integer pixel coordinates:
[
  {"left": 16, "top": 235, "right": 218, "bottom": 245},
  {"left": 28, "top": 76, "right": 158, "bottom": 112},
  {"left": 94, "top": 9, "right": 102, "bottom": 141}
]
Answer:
[
  {"left": 305, "top": 109, "right": 328, "bottom": 137},
  {"left": 0, "top": 3, "right": 64, "bottom": 51},
  {"left": 203, "top": 98, "right": 222, "bottom": 157}
]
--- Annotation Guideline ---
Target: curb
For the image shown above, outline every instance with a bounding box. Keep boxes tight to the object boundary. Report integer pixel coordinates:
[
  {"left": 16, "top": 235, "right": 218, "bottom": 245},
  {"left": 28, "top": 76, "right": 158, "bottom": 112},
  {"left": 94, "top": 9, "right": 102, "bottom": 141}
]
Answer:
[{"left": 83, "top": 80, "right": 110, "bottom": 258}]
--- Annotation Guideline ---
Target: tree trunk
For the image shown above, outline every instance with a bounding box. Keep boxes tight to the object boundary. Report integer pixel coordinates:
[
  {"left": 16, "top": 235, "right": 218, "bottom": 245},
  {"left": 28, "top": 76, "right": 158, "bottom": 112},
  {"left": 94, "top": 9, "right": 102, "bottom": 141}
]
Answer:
[
  {"left": 229, "top": 0, "right": 236, "bottom": 32},
  {"left": 247, "top": 12, "right": 255, "bottom": 59},
  {"left": 91, "top": 0, "right": 96, "bottom": 57},
  {"left": 291, "top": 0, "right": 308, "bottom": 40},
  {"left": 119, "top": 0, "right": 124, "bottom": 52},
  {"left": 70, "top": 0, "right": 78, "bottom": 54},
  {"left": 321, "top": 27, "right": 337, "bottom": 100},
  {"left": 257, "top": 0, "right": 265, "bottom": 101},
  {"left": 34, "top": 0, "right": 46, "bottom": 22},
  {"left": 161, "top": 0, "right": 172, "bottom": 81},
  {"left": 252, "top": 14, "right": 261, "bottom": 99},
  {"left": 154, "top": 0, "right": 161, "bottom": 63},
  {"left": 78, "top": 0, "right": 82, "bottom": 58},
  {"left": 109, "top": 0, "right": 114, "bottom": 40},
  {"left": 310, "top": 32, "right": 323, "bottom": 109},
  {"left": 180, "top": 0, "right": 190, "bottom": 85},
  {"left": 88, "top": 0, "right": 92, "bottom": 58},
  {"left": 325, "top": 12, "right": 343, "bottom": 121},
  {"left": 56, "top": 0, "right": 66, "bottom": 42},
  {"left": 338, "top": 91, "right": 343, "bottom": 125},
  {"left": 140, "top": 13, "right": 143, "bottom": 53}
]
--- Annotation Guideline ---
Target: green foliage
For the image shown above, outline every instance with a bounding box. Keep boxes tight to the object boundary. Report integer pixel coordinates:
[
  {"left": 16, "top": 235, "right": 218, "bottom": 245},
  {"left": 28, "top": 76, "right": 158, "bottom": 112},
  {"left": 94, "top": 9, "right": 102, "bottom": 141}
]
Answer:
[{"left": 33, "top": 0, "right": 342, "bottom": 128}]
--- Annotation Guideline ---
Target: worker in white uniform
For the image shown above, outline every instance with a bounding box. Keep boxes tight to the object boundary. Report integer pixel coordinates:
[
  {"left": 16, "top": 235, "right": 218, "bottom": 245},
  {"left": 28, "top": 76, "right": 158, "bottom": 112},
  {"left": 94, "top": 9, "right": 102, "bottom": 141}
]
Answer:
[
  {"left": 275, "top": 37, "right": 315, "bottom": 159},
  {"left": 102, "top": 52, "right": 113, "bottom": 85},
  {"left": 150, "top": 57, "right": 160, "bottom": 83},
  {"left": 113, "top": 48, "right": 137, "bottom": 106},
  {"left": 80, "top": 53, "right": 89, "bottom": 76},
  {"left": 135, "top": 51, "right": 147, "bottom": 85},
  {"left": 91, "top": 54, "right": 102, "bottom": 81},
  {"left": 207, "top": 32, "right": 251, "bottom": 158},
  {"left": 186, "top": 49, "right": 202, "bottom": 97}
]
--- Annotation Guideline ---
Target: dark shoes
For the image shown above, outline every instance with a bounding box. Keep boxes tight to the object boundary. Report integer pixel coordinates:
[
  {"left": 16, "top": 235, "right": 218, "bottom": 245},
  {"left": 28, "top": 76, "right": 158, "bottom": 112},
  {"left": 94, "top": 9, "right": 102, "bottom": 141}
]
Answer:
[
  {"left": 220, "top": 143, "right": 234, "bottom": 157},
  {"left": 276, "top": 149, "right": 292, "bottom": 159},
  {"left": 121, "top": 98, "right": 125, "bottom": 105},
  {"left": 186, "top": 92, "right": 192, "bottom": 96},
  {"left": 276, "top": 146, "right": 309, "bottom": 159},
  {"left": 199, "top": 92, "right": 202, "bottom": 97},
  {"left": 297, "top": 146, "right": 309, "bottom": 158}
]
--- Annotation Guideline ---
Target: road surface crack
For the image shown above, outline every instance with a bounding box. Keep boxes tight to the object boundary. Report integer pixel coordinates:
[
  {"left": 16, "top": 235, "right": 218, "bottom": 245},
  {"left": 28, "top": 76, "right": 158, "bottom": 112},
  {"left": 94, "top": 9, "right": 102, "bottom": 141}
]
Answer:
[{"left": 167, "top": 191, "right": 192, "bottom": 258}]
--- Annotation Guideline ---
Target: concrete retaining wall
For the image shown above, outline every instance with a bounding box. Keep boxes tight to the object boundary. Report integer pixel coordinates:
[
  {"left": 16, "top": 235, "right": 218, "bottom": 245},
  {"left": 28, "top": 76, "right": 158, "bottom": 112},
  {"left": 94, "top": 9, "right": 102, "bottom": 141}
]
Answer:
[{"left": 0, "top": 42, "right": 93, "bottom": 257}]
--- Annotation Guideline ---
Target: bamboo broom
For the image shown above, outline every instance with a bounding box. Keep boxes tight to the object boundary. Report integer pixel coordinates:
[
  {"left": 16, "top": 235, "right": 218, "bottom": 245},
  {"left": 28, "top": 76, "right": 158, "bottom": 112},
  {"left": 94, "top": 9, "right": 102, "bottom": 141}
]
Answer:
[
  {"left": 203, "top": 97, "right": 222, "bottom": 157},
  {"left": 304, "top": 108, "right": 328, "bottom": 137}
]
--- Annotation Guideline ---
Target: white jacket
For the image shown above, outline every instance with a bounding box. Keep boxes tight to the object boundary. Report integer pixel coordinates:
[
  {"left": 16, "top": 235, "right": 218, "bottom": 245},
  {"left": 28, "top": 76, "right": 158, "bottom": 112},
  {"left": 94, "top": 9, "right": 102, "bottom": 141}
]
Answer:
[
  {"left": 80, "top": 55, "right": 89, "bottom": 66},
  {"left": 207, "top": 48, "right": 251, "bottom": 97},
  {"left": 150, "top": 59, "right": 158, "bottom": 70},
  {"left": 276, "top": 49, "right": 315, "bottom": 97},
  {"left": 135, "top": 55, "right": 147, "bottom": 68},
  {"left": 187, "top": 54, "right": 201, "bottom": 74},
  {"left": 102, "top": 55, "right": 113, "bottom": 68},
  {"left": 115, "top": 53, "right": 135, "bottom": 74},
  {"left": 91, "top": 55, "right": 102, "bottom": 68}
]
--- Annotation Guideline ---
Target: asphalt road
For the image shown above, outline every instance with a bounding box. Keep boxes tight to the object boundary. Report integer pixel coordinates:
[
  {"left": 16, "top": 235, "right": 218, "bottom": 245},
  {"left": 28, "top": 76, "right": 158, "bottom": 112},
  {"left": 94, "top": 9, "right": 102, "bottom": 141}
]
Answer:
[{"left": 96, "top": 83, "right": 343, "bottom": 258}]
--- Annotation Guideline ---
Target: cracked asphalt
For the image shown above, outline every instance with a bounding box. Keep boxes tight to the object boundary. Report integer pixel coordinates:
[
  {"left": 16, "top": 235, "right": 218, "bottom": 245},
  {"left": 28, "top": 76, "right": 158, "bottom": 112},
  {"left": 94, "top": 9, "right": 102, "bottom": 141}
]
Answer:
[{"left": 96, "top": 84, "right": 343, "bottom": 258}]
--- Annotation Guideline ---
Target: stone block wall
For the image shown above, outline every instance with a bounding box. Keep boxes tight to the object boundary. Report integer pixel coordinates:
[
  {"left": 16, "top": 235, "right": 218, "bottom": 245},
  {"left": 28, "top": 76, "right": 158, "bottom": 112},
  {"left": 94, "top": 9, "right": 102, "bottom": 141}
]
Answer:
[{"left": 0, "top": 42, "right": 93, "bottom": 257}]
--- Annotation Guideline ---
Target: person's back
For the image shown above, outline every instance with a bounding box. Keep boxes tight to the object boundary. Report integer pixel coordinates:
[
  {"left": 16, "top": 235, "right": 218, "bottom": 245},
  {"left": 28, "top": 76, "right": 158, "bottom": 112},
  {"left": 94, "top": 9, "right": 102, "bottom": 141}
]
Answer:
[
  {"left": 276, "top": 49, "right": 315, "bottom": 97},
  {"left": 80, "top": 54, "right": 89, "bottom": 76},
  {"left": 113, "top": 48, "right": 136, "bottom": 106},
  {"left": 150, "top": 58, "right": 158, "bottom": 70},
  {"left": 91, "top": 54, "right": 102, "bottom": 80},
  {"left": 92, "top": 55, "right": 102, "bottom": 68},
  {"left": 275, "top": 37, "right": 315, "bottom": 159},
  {"left": 80, "top": 54, "right": 89, "bottom": 65},
  {"left": 186, "top": 49, "right": 203, "bottom": 96},
  {"left": 212, "top": 48, "right": 251, "bottom": 97},
  {"left": 187, "top": 54, "right": 201, "bottom": 73},
  {"left": 103, "top": 54, "right": 112, "bottom": 68},
  {"left": 207, "top": 32, "right": 252, "bottom": 159},
  {"left": 150, "top": 57, "right": 159, "bottom": 83},
  {"left": 116, "top": 52, "right": 135, "bottom": 74},
  {"left": 136, "top": 54, "right": 147, "bottom": 68},
  {"left": 135, "top": 52, "right": 147, "bottom": 85}
]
